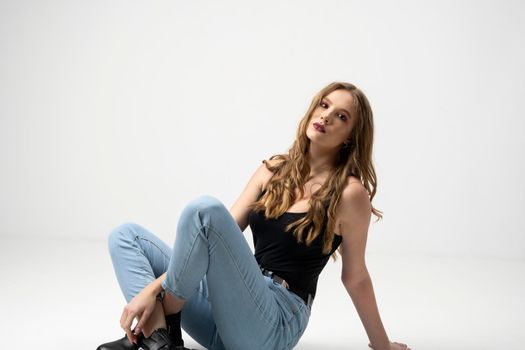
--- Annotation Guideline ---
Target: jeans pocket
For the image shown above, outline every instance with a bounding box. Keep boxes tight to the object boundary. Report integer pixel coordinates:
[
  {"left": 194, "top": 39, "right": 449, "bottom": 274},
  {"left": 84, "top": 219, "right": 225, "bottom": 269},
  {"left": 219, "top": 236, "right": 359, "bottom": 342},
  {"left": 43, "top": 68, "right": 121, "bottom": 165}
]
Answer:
[
  {"left": 271, "top": 281, "right": 310, "bottom": 335},
  {"left": 272, "top": 281, "right": 304, "bottom": 314}
]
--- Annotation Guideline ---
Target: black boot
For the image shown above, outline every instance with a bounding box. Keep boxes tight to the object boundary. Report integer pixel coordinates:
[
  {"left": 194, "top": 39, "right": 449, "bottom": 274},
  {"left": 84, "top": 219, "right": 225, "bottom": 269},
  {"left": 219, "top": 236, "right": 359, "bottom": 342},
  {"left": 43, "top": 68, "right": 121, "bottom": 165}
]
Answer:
[
  {"left": 141, "top": 328, "right": 197, "bottom": 350},
  {"left": 139, "top": 328, "right": 173, "bottom": 350},
  {"left": 96, "top": 333, "right": 144, "bottom": 350},
  {"left": 96, "top": 314, "right": 191, "bottom": 350}
]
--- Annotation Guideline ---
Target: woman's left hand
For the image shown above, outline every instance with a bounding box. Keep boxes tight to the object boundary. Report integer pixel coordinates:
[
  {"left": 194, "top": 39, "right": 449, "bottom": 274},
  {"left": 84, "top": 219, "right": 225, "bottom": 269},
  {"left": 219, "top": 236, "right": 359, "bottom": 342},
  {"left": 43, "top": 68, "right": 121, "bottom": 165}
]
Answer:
[
  {"left": 368, "top": 341, "right": 412, "bottom": 350},
  {"left": 120, "top": 287, "right": 157, "bottom": 344}
]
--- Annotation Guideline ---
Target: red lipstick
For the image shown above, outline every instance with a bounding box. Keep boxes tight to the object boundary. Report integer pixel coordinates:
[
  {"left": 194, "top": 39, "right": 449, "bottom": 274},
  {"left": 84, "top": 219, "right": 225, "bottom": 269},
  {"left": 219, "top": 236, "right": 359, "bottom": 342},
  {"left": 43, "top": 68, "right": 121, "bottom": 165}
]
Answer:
[{"left": 313, "top": 122, "right": 326, "bottom": 133}]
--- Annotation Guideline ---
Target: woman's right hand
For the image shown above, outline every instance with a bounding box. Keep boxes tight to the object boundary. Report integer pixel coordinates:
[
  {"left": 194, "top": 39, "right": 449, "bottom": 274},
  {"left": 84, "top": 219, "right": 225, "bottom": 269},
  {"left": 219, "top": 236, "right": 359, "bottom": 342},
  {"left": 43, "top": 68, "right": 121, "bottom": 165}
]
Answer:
[
  {"left": 368, "top": 341, "right": 412, "bottom": 350},
  {"left": 120, "top": 287, "right": 157, "bottom": 344}
]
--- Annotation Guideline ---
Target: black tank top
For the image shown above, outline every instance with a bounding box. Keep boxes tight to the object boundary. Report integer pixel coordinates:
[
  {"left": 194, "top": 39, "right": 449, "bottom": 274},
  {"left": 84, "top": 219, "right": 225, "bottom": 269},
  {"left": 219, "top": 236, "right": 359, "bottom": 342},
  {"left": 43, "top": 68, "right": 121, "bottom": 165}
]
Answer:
[{"left": 248, "top": 190, "right": 343, "bottom": 299}]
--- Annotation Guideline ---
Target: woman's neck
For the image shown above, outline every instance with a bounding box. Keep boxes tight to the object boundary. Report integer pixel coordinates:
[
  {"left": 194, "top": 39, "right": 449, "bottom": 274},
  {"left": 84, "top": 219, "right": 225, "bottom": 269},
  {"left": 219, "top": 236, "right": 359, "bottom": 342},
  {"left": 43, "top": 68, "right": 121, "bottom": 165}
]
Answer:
[{"left": 306, "top": 144, "right": 338, "bottom": 178}]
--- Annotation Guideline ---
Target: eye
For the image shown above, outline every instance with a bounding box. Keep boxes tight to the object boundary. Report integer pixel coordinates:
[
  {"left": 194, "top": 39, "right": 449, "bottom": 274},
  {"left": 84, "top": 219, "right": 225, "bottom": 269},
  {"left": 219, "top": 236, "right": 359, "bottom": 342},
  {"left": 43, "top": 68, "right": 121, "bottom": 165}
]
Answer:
[{"left": 320, "top": 100, "right": 348, "bottom": 121}]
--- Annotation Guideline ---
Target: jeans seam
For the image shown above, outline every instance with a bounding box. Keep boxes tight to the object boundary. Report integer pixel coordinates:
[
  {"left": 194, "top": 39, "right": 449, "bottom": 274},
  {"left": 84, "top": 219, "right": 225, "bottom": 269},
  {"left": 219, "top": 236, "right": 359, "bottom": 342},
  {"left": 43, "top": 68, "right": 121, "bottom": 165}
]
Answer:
[
  {"left": 132, "top": 235, "right": 156, "bottom": 286},
  {"left": 163, "top": 227, "right": 203, "bottom": 300},
  {"left": 134, "top": 235, "right": 171, "bottom": 262},
  {"left": 205, "top": 224, "right": 278, "bottom": 330}
]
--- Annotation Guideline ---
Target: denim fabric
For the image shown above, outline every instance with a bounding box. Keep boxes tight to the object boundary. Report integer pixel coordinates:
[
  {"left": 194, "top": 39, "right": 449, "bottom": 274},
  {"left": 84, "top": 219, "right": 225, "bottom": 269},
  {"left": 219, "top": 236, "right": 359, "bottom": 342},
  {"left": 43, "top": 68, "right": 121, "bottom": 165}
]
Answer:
[{"left": 108, "top": 195, "right": 311, "bottom": 350}]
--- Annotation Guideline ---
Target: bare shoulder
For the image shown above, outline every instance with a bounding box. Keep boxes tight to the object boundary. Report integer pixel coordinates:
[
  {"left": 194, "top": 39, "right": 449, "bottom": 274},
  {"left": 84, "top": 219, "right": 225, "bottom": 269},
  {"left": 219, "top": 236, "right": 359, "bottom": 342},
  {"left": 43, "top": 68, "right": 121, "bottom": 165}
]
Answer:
[
  {"left": 341, "top": 176, "right": 370, "bottom": 207},
  {"left": 336, "top": 176, "right": 372, "bottom": 231}
]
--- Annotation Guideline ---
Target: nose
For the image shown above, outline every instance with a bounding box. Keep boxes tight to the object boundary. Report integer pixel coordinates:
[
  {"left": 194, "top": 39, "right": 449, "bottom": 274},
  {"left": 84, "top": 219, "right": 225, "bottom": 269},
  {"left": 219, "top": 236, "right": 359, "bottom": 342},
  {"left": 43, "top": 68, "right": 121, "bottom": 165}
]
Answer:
[{"left": 321, "top": 115, "right": 330, "bottom": 124}]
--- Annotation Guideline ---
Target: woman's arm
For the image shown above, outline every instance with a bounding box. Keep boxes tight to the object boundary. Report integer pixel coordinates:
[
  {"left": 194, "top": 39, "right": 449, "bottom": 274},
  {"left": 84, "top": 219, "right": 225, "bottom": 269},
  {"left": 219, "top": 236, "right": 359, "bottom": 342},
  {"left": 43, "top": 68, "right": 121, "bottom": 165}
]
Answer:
[
  {"left": 345, "top": 275, "right": 390, "bottom": 350},
  {"left": 336, "top": 180, "right": 391, "bottom": 350},
  {"left": 229, "top": 159, "right": 278, "bottom": 231}
]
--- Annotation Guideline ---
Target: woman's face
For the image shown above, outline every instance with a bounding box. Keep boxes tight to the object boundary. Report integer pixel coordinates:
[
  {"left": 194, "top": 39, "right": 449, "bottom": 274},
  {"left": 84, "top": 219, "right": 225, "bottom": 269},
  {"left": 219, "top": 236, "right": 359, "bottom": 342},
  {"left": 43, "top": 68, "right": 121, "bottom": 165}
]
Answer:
[{"left": 306, "top": 89, "right": 356, "bottom": 150}]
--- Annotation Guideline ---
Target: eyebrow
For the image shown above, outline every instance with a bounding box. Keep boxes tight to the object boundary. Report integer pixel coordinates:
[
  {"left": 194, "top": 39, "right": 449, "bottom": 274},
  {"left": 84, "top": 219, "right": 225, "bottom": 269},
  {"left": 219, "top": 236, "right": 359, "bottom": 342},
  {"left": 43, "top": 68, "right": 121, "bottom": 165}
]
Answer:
[{"left": 323, "top": 97, "right": 352, "bottom": 117}]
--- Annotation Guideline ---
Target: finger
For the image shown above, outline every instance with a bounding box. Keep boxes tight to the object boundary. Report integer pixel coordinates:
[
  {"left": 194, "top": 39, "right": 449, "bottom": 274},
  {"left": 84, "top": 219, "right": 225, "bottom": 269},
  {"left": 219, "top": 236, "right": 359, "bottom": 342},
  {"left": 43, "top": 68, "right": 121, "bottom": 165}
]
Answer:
[
  {"left": 119, "top": 310, "right": 131, "bottom": 344},
  {"left": 119, "top": 308, "right": 127, "bottom": 328},
  {"left": 133, "top": 324, "right": 141, "bottom": 336},
  {"left": 133, "top": 316, "right": 142, "bottom": 336},
  {"left": 123, "top": 313, "right": 137, "bottom": 342},
  {"left": 135, "top": 310, "right": 151, "bottom": 334},
  {"left": 120, "top": 307, "right": 134, "bottom": 329},
  {"left": 123, "top": 311, "right": 136, "bottom": 333},
  {"left": 125, "top": 327, "right": 136, "bottom": 345}
]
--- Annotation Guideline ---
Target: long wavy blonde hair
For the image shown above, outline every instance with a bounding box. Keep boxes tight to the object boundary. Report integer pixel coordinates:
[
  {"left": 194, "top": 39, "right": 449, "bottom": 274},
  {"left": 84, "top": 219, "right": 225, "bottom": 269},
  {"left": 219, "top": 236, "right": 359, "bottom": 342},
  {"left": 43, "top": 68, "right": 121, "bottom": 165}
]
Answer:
[{"left": 251, "top": 82, "right": 383, "bottom": 261}]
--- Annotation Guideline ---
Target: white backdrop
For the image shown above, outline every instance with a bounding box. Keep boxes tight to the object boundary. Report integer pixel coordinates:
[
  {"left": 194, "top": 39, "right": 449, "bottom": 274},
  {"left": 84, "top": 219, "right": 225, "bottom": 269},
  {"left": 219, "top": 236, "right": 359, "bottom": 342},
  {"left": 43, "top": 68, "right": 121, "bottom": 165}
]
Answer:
[{"left": 1, "top": 0, "right": 524, "bottom": 260}]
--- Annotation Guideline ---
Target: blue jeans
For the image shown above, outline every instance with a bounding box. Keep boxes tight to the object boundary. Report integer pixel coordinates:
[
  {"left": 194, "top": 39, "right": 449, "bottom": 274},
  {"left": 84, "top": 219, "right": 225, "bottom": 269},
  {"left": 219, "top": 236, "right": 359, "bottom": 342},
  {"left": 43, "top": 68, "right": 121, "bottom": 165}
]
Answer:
[{"left": 108, "top": 195, "right": 311, "bottom": 350}]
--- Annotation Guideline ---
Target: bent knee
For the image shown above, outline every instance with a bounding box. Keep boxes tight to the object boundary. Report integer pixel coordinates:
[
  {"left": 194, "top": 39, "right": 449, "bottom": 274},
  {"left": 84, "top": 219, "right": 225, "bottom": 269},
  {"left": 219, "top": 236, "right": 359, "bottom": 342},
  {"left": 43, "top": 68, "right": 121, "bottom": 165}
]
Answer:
[
  {"left": 183, "top": 195, "right": 227, "bottom": 218},
  {"left": 107, "top": 222, "right": 140, "bottom": 251}
]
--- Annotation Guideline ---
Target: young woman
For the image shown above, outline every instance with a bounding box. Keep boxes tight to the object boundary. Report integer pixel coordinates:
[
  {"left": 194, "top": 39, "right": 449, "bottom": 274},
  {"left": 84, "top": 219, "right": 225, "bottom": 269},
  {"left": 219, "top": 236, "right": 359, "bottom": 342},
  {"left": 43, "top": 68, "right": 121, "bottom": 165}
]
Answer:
[{"left": 96, "top": 82, "right": 411, "bottom": 350}]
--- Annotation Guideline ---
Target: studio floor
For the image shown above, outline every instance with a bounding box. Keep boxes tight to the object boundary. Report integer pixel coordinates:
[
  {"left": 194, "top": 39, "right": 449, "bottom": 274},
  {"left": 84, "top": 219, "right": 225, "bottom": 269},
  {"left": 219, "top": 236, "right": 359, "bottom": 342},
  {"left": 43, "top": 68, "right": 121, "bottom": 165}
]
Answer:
[{"left": 2, "top": 235, "right": 523, "bottom": 350}]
